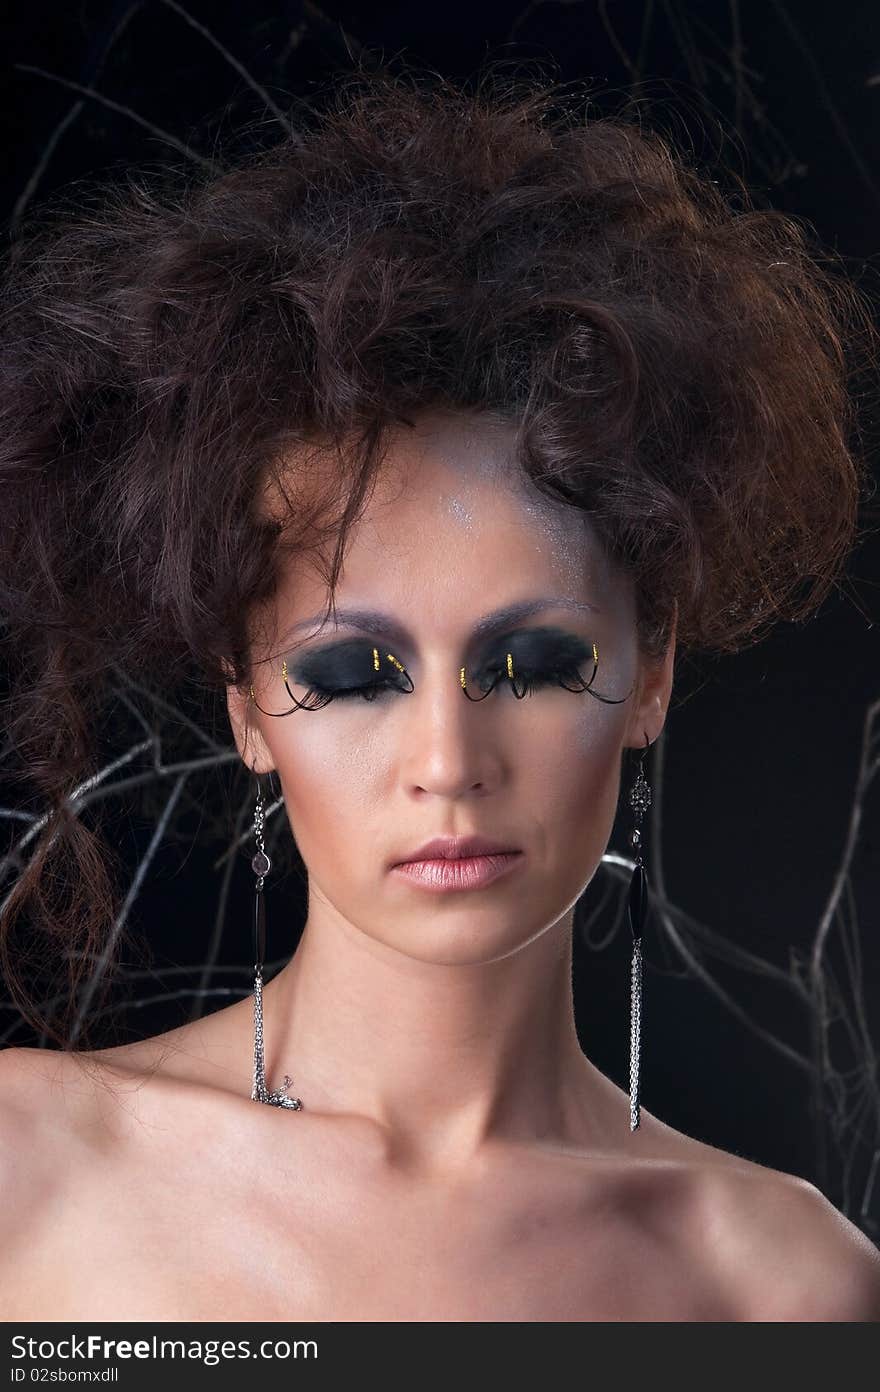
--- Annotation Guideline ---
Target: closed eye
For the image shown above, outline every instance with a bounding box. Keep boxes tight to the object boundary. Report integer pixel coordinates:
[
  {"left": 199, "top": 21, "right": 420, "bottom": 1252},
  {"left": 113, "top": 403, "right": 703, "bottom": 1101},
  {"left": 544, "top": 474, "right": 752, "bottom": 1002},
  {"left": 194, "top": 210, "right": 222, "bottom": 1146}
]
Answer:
[{"left": 282, "top": 630, "right": 609, "bottom": 708}]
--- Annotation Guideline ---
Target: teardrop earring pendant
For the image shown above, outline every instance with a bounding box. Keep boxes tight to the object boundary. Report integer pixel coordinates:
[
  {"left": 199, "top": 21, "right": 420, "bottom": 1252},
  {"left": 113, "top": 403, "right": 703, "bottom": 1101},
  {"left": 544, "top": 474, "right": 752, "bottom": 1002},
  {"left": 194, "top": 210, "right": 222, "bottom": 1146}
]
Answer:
[
  {"left": 250, "top": 767, "right": 302, "bottom": 1110},
  {"left": 627, "top": 732, "right": 652, "bottom": 1131}
]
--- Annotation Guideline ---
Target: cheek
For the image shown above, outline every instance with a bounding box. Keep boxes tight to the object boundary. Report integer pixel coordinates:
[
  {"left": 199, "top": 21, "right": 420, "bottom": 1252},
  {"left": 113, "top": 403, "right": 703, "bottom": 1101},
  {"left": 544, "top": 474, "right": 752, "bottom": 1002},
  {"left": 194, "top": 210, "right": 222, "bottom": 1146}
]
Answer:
[
  {"left": 268, "top": 697, "right": 625, "bottom": 890},
  {"left": 529, "top": 704, "right": 625, "bottom": 860},
  {"left": 269, "top": 721, "right": 378, "bottom": 868}
]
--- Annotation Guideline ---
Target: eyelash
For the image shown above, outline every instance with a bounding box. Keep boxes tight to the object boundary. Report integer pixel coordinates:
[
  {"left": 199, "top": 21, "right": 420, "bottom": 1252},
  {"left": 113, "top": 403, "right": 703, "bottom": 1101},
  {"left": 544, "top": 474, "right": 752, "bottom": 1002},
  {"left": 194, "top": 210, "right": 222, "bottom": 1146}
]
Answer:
[
  {"left": 323, "top": 668, "right": 576, "bottom": 701},
  {"left": 293, "top": 659, "right": 593, "bottom": 706}
]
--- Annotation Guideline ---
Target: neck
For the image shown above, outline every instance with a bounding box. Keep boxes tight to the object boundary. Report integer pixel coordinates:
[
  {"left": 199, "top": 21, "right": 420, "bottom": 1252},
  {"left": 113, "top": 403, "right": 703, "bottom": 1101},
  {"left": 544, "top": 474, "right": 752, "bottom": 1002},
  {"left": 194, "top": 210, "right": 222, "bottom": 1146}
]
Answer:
[{"left": 247, "top": 897, "right": 623, "bottom": 1176}]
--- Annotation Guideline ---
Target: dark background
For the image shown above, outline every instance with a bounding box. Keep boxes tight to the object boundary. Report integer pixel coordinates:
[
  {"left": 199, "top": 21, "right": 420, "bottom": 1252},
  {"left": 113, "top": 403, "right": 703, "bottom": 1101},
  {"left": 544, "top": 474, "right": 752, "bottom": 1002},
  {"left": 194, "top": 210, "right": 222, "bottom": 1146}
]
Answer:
[{"left": 1, "top": 1, "right": 879, "bottom": 1238}]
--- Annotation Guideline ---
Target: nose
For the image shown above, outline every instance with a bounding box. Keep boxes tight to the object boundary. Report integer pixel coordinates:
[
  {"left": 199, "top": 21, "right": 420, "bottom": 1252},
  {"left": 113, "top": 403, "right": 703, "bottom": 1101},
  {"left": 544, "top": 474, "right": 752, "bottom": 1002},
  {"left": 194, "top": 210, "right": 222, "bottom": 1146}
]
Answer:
[{"left": 400, "top": 655, "right": 502, "bottom": 797}]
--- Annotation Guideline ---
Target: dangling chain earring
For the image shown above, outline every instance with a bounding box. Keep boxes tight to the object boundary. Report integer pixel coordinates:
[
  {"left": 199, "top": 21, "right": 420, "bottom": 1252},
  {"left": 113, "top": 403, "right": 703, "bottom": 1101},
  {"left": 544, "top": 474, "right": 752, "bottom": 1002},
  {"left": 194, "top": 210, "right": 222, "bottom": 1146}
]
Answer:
[
  {"left": 250, "top": 765, "right": 302, "bottom": 1110},
  {"left": 627, "top": 731, "right": 652, "bottom": 1131}
]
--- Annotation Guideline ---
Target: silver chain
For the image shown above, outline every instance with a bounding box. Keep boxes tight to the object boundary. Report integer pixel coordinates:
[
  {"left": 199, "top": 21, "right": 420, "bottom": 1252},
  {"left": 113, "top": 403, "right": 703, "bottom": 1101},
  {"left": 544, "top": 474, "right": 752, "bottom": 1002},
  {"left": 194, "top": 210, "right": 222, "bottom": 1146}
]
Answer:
[
  {"left": 629, "top": 938, "right": 642, "bottom": 1131},
  {"left": 628, "top": 740, "right": 651, "bottom": 1132},
  {"left": 250, "top": 773, "right": 302, "bottom": 1110},
  {"left": 249, "top": 746, "right": 648, "bottom": 1125}
]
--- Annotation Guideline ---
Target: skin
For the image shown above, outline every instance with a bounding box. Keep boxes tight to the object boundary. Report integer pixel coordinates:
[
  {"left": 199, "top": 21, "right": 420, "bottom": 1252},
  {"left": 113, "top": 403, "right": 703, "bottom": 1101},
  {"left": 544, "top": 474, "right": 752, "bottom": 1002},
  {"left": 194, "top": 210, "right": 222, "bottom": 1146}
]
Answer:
[
  {"left": 1, "top": 408, "right": 879, "bottom": 1321},
  {"left": 237, "top": 407, "right": 667, "bottom": 1170}
]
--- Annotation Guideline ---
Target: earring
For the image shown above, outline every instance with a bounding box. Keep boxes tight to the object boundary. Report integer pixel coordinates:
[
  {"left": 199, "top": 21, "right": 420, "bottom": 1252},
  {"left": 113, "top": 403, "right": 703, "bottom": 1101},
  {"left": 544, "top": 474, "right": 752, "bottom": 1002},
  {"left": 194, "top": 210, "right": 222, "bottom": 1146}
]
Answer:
[
  {"left": 627, "top": 731, "right": 651, "bottom": 1132},
  {"left": 250, "top": 766, "right": 302, "bottom": 1110}
]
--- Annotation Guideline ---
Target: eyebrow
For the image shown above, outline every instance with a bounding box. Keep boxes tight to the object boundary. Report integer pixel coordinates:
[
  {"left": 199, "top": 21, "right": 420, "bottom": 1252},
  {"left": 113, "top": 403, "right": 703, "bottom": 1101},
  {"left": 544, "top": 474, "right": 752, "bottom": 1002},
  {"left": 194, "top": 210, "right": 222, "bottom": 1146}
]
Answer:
[{"left": 285, "top": 597, "right": 601, "bottom": 649}]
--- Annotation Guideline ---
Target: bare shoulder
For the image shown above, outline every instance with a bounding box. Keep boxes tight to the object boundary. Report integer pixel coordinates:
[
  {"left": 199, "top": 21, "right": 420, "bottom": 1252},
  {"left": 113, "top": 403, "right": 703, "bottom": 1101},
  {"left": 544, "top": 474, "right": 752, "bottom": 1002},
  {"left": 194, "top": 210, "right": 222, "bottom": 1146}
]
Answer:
[
  {"left": 695, "top": 1160, "right": 880, "bottom": 1321},
  {"left": 0, "top": 1047, "right": 45, "bottom": 1196},
  {"left": 0, "top": 1043, "right": 79, "bottom": 1151},
  {"left": 0, "top": 1045, "right": 146, "bottom": 1307},
  {"left": 0, "top": 1041, "right": 124, "bottom": 1116},
  {"left": 622, "top": 1105, "right": 880, "bottom": 1320},
  {"left": 0, "top": 1049, "right": 74, "bottom": 1272},
  {"left": 0, "top": 1045, "right": 122, "bottom": 1197}
]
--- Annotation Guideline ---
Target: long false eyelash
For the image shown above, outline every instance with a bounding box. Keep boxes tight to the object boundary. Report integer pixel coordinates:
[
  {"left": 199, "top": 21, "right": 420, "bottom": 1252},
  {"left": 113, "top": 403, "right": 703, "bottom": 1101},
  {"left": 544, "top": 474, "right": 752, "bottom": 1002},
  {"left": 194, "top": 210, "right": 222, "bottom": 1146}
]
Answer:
[
  {"left": 248, "top": 651, "right": 413, "bottom": 715},
  {"left": 461, "top": 642, "right": 629, "bottom": 705},
  {"left": 248, "top": 659, "right": 340, "bottom": 715},
  {"left": 250, "top": 641, "right": 632, "bottom": 713},
  {"left": 283, "top": 649, "right": 413, "bottom": 711}
]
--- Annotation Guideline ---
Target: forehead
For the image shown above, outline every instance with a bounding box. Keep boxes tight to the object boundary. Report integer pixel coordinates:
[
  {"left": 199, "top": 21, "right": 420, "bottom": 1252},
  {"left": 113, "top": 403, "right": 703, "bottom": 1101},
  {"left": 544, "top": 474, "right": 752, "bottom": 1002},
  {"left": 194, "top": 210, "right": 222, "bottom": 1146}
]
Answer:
[{"left": 262, "top": 410, "right": 630, "bottom": 633}]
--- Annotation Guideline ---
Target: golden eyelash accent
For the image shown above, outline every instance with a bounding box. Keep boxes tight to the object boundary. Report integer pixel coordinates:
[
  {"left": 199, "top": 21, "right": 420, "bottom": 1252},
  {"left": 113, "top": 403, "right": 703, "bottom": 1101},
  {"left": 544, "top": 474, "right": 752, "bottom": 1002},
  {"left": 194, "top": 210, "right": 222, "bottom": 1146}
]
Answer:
[
  {"left": 460, "top": 654, "right": 513, "bottom": 702},
  {"left": 372, "top": 648, "right": 407, "bottom": 674},
  {"left": 253, "top": 637, "right": 623, "bottom": 714}
]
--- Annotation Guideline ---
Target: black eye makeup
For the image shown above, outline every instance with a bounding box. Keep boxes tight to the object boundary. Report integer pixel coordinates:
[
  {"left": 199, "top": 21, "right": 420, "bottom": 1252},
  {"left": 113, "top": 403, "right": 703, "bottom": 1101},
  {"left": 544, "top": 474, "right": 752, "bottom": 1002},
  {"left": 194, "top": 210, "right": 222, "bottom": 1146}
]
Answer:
[
  {"left": 264, "top": 626, "right": 628, "bottom": 712},
  {"left": 461, "top": 629, "right": 601, "bottom": 702},
  {"left": 280, "top": 638, "right": 415, "bottom": 710}
]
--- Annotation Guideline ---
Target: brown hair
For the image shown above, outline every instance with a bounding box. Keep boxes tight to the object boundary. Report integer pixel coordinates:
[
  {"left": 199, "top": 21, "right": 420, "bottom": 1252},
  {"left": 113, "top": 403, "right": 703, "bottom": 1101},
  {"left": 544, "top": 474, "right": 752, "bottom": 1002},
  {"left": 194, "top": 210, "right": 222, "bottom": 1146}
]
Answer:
[{"left": 0, "top": 63, "right": 874, "bottom": 1050}]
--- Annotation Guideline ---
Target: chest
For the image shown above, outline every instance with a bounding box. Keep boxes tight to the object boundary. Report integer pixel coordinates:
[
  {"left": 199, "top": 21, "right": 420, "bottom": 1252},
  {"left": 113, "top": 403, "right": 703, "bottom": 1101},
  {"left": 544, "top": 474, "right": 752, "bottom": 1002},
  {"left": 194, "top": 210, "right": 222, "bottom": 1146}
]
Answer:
[{"left": 10, "top": 1149, "right": 737, "bottom": 1322}]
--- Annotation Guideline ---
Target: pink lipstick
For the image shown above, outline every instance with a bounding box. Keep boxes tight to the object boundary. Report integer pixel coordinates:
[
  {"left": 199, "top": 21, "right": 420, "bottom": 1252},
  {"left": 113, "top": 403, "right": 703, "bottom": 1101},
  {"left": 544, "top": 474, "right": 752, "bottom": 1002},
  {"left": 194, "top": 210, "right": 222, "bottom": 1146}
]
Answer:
[{"left": 390, "top": 851, "right": 523, "bottom": 893}]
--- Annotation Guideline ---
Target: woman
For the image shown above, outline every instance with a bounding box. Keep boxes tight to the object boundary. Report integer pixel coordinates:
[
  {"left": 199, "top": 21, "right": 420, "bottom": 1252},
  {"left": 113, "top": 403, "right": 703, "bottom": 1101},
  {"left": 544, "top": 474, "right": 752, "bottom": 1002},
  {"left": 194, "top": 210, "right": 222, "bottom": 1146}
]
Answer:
[{"left": 1, "top": 65, "right": 878, "bottom": 1322}]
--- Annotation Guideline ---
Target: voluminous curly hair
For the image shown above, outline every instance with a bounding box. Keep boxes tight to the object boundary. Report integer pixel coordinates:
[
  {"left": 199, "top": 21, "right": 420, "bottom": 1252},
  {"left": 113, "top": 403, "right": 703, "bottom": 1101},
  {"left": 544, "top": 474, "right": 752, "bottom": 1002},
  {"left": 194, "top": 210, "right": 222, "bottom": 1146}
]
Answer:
[{"left": 0, "top": 64, "right": 874, "bottom": 1050}]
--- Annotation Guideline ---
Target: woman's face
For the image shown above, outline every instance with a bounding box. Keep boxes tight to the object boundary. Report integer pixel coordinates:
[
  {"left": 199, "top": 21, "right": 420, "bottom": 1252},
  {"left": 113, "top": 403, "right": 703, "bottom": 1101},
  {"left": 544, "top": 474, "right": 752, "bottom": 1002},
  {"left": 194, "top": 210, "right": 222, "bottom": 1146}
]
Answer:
[{"left": 229, "top": 410, "right": 674, "bottom": 966}]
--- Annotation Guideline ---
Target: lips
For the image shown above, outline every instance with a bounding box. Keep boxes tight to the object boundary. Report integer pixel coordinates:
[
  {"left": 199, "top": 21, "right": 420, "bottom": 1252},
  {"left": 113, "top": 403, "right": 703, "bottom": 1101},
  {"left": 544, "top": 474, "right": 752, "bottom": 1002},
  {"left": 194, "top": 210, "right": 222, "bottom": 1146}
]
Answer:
[
  {"left": 391, "top": 833, "right": 521, "bottom": 867},
  {"left": 391, "top": 851, "right": 523, "bottom": 893}
]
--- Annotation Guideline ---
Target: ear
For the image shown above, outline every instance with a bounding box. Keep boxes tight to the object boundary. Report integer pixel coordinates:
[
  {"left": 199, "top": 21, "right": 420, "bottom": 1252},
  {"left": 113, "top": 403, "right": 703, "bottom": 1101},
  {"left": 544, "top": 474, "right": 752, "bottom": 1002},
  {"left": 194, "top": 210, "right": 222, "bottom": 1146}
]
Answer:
[
  {"left": 623, "top": 600, "right": 677, "bottom": 752},
  {"left": 222, "top": 659, "right": 276, "bottom": 776}
]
